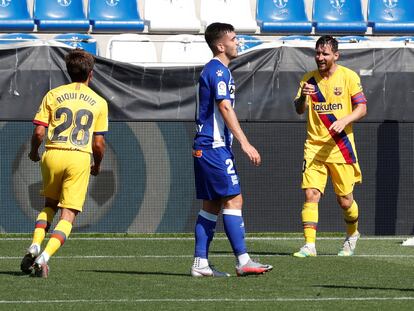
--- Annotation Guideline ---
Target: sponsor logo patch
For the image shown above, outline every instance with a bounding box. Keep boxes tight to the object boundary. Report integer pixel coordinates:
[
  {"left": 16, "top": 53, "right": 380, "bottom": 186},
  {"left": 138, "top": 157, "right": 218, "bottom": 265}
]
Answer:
[{"left": 217, "top": 81, "right": 227, "bottom": 96}]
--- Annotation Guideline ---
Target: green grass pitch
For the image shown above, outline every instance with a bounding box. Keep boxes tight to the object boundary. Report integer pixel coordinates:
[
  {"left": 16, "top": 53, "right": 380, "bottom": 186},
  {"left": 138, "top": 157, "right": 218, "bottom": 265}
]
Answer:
[{"left": 0, "top": 233, "right": 413, "bottom": 311}]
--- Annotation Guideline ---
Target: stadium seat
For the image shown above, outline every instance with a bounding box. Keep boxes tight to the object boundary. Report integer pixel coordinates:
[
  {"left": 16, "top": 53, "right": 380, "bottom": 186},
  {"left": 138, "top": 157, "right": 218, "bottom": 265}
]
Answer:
[
  {"left": 256, "top": 0, "right": 312, "bottom": 34},
  {"left": 106, "top": 34, "right": 157, "bottom": 64},
  {"left": 200, "top": 0, "right": 257, "bottom": 33},
  {"left": 144, "top": 0, "right": 201, "bottom": 32},
  {"left": 0, "top": 0, "right": 34, "bottom": 31},
  {"left": 34, "top": 0, "right": 89, "bottom": 32},
  {"left": 313, "top": 0, "right": 367, "bottom": 34},
  {"left": 237, "top": 35, "right": 263, "bottom": 53},
  {"left": 0, "top": 33, "right": 39, "bottom": 44},
  {"left": 160, "top": 34, "right": 211, "bottom": 64},
  {"left": 368, "top": 0, "right": 414, "bottom": 34},
  {"left": 89, "top": 0, "right": 144, "bottom": 33},
  {"left": 54, "top": 33, "right": 98, "bottom": 55},
  {"left": 337, "top": 35, "right": 370, "bottom": 43}
]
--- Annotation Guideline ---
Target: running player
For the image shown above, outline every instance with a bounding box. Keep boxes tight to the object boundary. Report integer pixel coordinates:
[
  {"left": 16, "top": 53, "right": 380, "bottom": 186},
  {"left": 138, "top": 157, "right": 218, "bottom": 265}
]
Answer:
[
  {"left": 20, "top": 49, "right": 108, "bottom": 277},
  {"left": 293, "top": 35, "right": 367, "bottom": 258},
  {"left": 191, "top": 22, "right": 273, "bottom": 277}
]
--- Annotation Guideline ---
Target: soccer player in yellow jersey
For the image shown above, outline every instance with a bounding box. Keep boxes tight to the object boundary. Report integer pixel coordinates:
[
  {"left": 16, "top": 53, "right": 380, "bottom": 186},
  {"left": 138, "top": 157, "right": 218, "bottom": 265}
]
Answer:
[
  {"left": 293, "top": 36, "right": 367, "bottom": 258},
  {"left": 20, "top": 49, "right": 108, "bottom": 277}
]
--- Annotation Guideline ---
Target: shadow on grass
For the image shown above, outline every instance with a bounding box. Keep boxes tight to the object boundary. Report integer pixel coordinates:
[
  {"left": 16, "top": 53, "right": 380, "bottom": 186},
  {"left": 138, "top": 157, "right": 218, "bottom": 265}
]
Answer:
[
  {"left": 0, "top": 271, "right": 29, "bottom": 276},
  {"left": 80, "top": 269, "right": 189, "bottom": 277},
  {"left": 316, "top": 284, "right": 414, "bottom": 292}
]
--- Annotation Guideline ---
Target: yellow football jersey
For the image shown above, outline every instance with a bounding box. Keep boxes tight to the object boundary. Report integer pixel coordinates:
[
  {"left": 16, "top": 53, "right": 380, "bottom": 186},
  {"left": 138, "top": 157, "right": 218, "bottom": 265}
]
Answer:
[
  {"left": 33, "top": 82, "right": 108, "bottom": 154},
  {"left": 295, "top": 65, "right": 367, "bottom": 164}
]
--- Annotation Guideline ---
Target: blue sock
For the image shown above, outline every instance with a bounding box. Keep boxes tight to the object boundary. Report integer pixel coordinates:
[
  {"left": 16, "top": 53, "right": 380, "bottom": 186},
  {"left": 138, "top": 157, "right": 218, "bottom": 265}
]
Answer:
[
  {"left": 194, "top": 210, "right": 217, "bottom": 258},
  {"left": 223, "top": 209, "right": 247, "bottom": 256}
]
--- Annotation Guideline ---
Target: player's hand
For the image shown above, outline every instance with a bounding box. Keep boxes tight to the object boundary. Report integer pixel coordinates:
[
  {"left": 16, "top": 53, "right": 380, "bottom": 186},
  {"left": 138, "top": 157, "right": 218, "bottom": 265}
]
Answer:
[
  {"left": 90, "top": 164, "right": 101, "bottom": 176},
  {"left": 241, "top": 143, "right": 261, "bottom": 166},
  {"left": 28, "top": 151, "right": 40, "bottom": 162},
  {"left": 329, "top": 119, "right": 347, "bottom": 134},
  {"left": 301, "top": 82, "right": 317, "bottom": 96}
]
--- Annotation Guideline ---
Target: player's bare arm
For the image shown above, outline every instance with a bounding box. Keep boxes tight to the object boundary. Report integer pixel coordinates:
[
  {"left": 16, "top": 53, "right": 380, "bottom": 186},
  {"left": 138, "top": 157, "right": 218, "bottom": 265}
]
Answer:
[
  {"left": 29, "top": 125, "right": 46, "bottom": 162},
  {"left": 91, "top": 134, "right": 106, "bottom": 176},
  {"left": 294, "top": 82, "right": 315, "bottom": 115},
  {"left": 329, "top": 103, "right": 367, "bottom": 134},
  {"left": 217, "top": 99, "right": 261, "bottom": 166}
]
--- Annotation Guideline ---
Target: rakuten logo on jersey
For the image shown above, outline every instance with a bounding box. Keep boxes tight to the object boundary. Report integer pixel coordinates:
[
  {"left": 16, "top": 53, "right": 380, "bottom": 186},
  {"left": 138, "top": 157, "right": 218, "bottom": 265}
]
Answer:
[{"left": 313, "top": 103, "right": 343, "bottom": 112}]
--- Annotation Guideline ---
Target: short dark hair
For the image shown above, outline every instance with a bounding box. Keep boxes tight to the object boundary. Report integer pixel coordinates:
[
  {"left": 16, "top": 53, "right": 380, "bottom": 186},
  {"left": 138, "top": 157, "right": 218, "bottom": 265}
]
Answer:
[
  {"left": 316, "top": 35, "right": 339, "bottom": 53},
  {"left": 65, "top": 49, "right": 95, "bottom": 82},
  {"left": 204, "top": 22, "right": 235, "bottom": 52}
]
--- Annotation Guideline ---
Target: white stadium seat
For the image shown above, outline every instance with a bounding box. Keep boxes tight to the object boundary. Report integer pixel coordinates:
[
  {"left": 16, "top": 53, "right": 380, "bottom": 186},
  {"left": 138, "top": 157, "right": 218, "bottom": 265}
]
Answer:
[
  {"left": 200, "top": 0, "right": 258, "bottom": 33},
  {"left": 144, "top": 0, "right": 201, "bottom": 32},
  {"left": 106, "top": 34, "right": 157, "bottom": 65},
  {"left": 161, "top": 34, "right": 212, "bottom": 64}
]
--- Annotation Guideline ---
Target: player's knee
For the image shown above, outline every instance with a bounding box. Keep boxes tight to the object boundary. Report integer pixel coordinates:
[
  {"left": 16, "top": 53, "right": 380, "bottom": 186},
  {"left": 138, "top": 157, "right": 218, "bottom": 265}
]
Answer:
[
  {"left": 304, "top": 188, "right": 321, "bottom": 202},
  {"left": 337, "top": 195, "right": 353, "bottom": 209}
]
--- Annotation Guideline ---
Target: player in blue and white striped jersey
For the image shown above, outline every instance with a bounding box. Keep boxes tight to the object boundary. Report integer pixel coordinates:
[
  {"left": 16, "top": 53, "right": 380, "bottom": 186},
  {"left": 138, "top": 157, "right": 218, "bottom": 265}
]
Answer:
[{"left": 191, "top": 23, "right": 273, "bottom": 277}]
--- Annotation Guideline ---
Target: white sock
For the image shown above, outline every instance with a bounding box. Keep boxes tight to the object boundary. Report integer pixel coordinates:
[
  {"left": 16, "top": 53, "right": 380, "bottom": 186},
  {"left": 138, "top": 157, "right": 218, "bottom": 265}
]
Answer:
[
  {"left": 305, "top": 243, "right": 316, "bottom": 248},
  {"left": 35, "top": 252, "right": 50, "bottom": 265},
  {"left": 29, "top": 244, "right": 40, "bottom": 256},
  {"left": 237, "top": 253, "right": 250, "bottom": 266},
  {"left": 193, "top": 257, "right": 209, "bottom": 268}
]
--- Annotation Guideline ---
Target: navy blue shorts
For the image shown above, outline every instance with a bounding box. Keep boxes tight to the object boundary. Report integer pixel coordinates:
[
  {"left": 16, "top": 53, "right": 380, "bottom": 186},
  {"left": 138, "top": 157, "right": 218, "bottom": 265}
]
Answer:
[{"left": 193, "top": 147, "right": 241, "bottom": 200}]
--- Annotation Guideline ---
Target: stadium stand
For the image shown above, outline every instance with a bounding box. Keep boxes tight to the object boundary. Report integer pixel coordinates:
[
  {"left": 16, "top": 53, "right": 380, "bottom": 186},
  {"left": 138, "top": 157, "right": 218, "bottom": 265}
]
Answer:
[
  {"left": 160, "top": 34, "right": 211, "bottom": 64},
  {"left": 279, "top": 35, "right": 313, "bottom": 41},
  {"left": 237, "top": 34, "right": 263, "bottom": 53},
  {"left": 106, "top": 34, "right": 157, "bottom": 64},
  {"left": 368, "top": 0, "right": 414, "bottom": 34},
  {"left": 0, "top": 0, "right": 34, "bottom": 32},
  {"left": 0, "top": 32, "right": 39, "bottom": 44},
  {"left": 313, "top": 0, "right": 367, "bottom": 34},
  {"left": 200, "top": 0, "right": 258, "bottom": 33},
  {"left": 337, "top": 35, "right": 370, "bottom": 42},
  {"left": 256, "top": 0, "right": 312, "bottom": 34},
  {"left": 144, "top": 0, "right": 201, "bottom": 33},
  {"left": 391, "top": 36, "right": 414, "bottom": 42},
  {"left": 89, "top": 0, "right": 144, "bottom": 33},
  {"left": 34, "top": 0, "right": 90, "bottom": 32},
  {"left": 54, "top": 33, "right": 98, "bottom": 55}
]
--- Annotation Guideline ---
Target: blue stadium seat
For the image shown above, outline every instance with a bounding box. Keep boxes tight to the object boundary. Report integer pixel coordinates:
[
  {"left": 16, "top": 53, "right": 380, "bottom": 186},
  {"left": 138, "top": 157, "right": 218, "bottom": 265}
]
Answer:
[
  {"left": 34, "top": 0, "right": 89, "bottom": 32},
  {"left": 54, "top": 33, "right": 98, "bottom": 55},
  {"left": 337, "top": 35, "right": 370, "bottom": 43},
  {"left": 368, "top": 0, "right": 414, "bottom": 34},
  {"left": 89, "top": 0, "right": 144, "bottom": 33},
  {"left": 237, "top": 35, "right": 263, "bottom": 53},
  {"left": 313, "top": 0, "right": 367, "bottom": 34},
  {"left": 0, "top": 33, "right": 39, "bottom": 44},
  {"left": 0, "top": 0, "right": 34, "bottom": 31},
  {"left": 256, "top": 0, "right": 312, "bottom": 34}
]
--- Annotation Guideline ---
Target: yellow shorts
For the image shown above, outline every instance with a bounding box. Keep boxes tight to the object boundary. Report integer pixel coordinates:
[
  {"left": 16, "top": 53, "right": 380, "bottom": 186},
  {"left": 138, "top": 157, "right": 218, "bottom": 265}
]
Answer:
[
  {"left": 40, "top": 149, "right": 91, "bottom": 212},
  {"left": 302, "top": 158, "right": 362, "bottom": 196}
]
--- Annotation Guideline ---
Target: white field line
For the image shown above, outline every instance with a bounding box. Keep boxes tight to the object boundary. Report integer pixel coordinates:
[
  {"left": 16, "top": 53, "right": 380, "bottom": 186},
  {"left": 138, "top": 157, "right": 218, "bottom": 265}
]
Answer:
[
  {"left": 0, "top": 297, "right": 414, "bottom": 304},
  {"left": 2, "top": 254, "right": 414, "bottom": 260},
  {"left": 0, "top": 236, "right": 409, "bottom": 241}
]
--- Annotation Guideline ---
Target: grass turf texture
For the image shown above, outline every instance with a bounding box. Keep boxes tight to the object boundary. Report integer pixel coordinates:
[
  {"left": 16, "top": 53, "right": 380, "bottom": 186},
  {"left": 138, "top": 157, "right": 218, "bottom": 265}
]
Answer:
[{"left": 0, "top": 233, "right": 413, "bottom": 311}]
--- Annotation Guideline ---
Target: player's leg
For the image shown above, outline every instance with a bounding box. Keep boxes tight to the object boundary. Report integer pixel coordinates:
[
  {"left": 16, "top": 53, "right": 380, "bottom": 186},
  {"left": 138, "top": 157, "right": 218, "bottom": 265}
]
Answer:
[
  {"left": 191, "top": 199, "right": 229, "bottom": 277},
  {"left": 20, "top": 198, "right": 58, "bottom": 274},
  {"left": 294, "top": 159, "right": 327, "bottom": 258},
  {"left": 33, "top": 150, "right": 90, "bottom": 278},
  {"left": 330, "top": 162, "right": 361, "bottom": 256},
  {"left": 222, "top": 194, "right": 272, "bottom": 276}
]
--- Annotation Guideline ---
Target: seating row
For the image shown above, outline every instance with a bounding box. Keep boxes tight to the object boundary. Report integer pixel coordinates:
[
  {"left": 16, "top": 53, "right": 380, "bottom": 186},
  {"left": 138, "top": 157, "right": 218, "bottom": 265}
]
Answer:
[
  {"left": 0, "top": 0, "right": 414, "bottom": 34},
  {"left": 2, "top": 32, "right": 414, "bottom": 65}
]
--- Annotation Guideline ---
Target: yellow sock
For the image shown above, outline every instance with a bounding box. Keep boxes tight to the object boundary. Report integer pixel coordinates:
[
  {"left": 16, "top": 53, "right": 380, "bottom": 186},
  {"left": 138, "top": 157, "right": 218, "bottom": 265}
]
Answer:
[
  {"left": 343, "top": 200, "right": 359, "bottom": 236},
  {"left": 43, "top": 219, "right": 72, "bottom": 258},
  {"left": 32, "top": 207, "right": 57, "bottom": 246},
  {"left": 302, "top": 202, "right": 318, "bottom": 244}
]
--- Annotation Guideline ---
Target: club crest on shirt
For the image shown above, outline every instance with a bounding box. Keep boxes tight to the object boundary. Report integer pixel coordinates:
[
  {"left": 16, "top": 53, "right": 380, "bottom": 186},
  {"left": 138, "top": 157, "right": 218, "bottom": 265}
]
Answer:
[
  {"left": 334, "top": 87, "right": 343, "bottom": 96},
  {"left": 216, "top": 70, "right": 223, "bottom": 77},
  {"left": 217, "top": 81, "right": 227, "bottom": 96}
]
